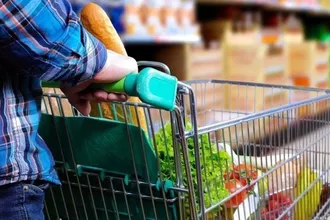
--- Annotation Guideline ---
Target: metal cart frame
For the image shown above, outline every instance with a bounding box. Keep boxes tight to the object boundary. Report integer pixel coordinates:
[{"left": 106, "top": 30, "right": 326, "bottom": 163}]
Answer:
[{"left": 40, "top": 62, "right": 330, "bottom": 220}]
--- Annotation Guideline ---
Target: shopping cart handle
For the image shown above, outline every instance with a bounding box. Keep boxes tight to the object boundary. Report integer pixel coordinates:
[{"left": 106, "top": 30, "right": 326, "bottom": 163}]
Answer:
[
  {"left": 42, "top": 67, "right": 178, "bottom": 111},
  {"left": 42, "top": 77, "right": 127, "bottom": 94}
]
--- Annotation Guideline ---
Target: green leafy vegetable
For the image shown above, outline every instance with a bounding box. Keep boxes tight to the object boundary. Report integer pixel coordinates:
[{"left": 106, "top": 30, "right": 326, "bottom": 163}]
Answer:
[{"left": 153, "top": 121, "right": 231, "bottom": 217}]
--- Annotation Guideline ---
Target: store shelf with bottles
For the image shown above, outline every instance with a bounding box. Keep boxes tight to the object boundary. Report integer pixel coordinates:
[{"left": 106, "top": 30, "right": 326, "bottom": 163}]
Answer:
[
  {"left": 71, "top": 0, "right": 201, "bottom": 45},
  {"left": 197, "top": 0, "right": 330, "bottom": 15},
  {"left": 121, "top": 34, "right": 201, "bottom": 44},
  {"left": 71, "top": 0, "right": 204, "bottom": 83}
]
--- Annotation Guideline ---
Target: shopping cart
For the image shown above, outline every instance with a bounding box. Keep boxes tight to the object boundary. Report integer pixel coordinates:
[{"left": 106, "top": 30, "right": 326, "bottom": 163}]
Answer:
[{"left": 40, "top": 61, "right": 330, "bottom": 220}]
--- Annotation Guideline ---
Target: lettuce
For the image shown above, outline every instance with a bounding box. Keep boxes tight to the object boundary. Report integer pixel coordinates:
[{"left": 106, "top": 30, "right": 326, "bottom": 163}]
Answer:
[{"left": 153, "top": 121, "right": 231, "bottom": 217}]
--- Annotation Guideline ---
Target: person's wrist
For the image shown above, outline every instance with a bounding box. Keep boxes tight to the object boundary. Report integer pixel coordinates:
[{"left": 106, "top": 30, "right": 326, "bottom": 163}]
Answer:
[{"left": 92, "top": 50, "right": 138, "bottom": 83}]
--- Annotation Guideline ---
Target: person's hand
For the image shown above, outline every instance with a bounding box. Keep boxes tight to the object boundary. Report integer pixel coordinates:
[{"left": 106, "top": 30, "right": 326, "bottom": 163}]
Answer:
[{"left": 61, "top": 50, "right": 138, "bottom": 116}]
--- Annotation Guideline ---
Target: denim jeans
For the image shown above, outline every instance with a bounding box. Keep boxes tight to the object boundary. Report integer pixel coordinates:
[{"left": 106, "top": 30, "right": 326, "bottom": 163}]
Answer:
[{"left": 0, "top": 181, "right": 49, "bottom": 220}]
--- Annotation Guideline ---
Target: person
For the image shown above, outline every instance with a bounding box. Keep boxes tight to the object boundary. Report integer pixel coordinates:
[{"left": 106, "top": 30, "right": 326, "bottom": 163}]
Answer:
[{"left": 0, "top": 0, "right": 137, "bottom": 219}]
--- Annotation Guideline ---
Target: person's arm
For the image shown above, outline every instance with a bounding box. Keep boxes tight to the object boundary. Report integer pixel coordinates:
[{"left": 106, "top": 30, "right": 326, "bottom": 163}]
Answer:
[{"left": 0, "top": 0, "right": 107, "bottom": 87}]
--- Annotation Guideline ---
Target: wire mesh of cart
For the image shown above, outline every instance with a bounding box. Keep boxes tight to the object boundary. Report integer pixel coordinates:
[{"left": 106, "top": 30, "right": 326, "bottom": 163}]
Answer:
[{"left": 40, "top": 62, "right": 330, "bottom": 220}]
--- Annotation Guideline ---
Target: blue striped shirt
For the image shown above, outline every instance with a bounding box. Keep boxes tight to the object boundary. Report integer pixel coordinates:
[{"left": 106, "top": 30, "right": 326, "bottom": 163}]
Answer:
[{"left": 0, "top": 0, "right": 107, "bottom": 185}]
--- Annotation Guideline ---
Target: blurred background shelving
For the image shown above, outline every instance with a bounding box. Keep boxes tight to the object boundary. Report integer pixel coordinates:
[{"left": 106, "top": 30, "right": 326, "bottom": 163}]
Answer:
[{"left": 71, "top": 0, "right": 330, "bottom": 123}]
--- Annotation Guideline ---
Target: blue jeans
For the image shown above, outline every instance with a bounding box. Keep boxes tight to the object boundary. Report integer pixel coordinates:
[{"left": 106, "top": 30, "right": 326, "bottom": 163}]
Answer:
[{"left": 0, "top": 181, "right": 49, "bottom": 220}]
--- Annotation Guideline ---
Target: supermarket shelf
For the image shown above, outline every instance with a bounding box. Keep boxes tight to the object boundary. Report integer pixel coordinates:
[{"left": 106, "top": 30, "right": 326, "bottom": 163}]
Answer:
[
  {"left": 265, "top": 3, "right": 330, "bottom": 15},
  {"left": 198, "top": 0, "right": 263, "bottom": 6},
  {"left": 198, "top": 0, "right": 330, "bottom": 15},
  {"left": 121, "top": 35, "right": 202, "bottom": 45},
  {"left": 264, "top": 65, "right": 285, "bottom": 75}
]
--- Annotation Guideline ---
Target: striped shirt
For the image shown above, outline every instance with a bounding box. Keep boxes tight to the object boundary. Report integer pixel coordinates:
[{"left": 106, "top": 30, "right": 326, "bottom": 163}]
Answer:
[{"left": 0, "top": 0, "right": 107, "bottom": 185}]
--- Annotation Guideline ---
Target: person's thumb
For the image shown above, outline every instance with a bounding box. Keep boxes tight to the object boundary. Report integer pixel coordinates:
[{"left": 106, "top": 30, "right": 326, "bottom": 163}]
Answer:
[{"left": 92, "top": 50, "right": 138, "bottom": 83}]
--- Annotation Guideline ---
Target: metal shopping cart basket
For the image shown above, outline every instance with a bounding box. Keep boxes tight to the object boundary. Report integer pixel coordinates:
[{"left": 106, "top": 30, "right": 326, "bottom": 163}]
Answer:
[{"left": 40, "top": 62, "right": 330, "bottom": 220}]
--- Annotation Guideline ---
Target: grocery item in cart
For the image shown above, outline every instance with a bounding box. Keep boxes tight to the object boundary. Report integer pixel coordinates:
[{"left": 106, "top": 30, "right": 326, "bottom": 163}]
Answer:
[
  {"left": 154, "top": 122, "right": 231, "bottom": 217},
  {"left": 219, "top": 143, "right": 306, "bottom": 193},
  {"left": 294, "top": 167, "right": 322, "bottom": 220},
  {"left": 81, "top": 3, "right": 148, "bottom": 132},
  {"left": 267, "top": 159, "right": 300, "bottom": 194},
  {"left": 317, "top": 183, "right": 330, "bottom": 217},
  {"left": 261, "top": 192, "right": 293, "bottom": 220}
]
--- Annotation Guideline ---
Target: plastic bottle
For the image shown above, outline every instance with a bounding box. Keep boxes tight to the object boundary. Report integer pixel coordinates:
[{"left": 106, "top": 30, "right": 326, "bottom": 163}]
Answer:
[
  {"left": 179, "top": 1, "right": 195, "bottom": 35},
  {"left": 162, "top": 0, "right": 181, "bottom": 35},
  {"left": 123, "top": 0, "right": 147, "bottom": 36},
  {"left": 144, "top": 0, "right": 165, "bottom": 36}
]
